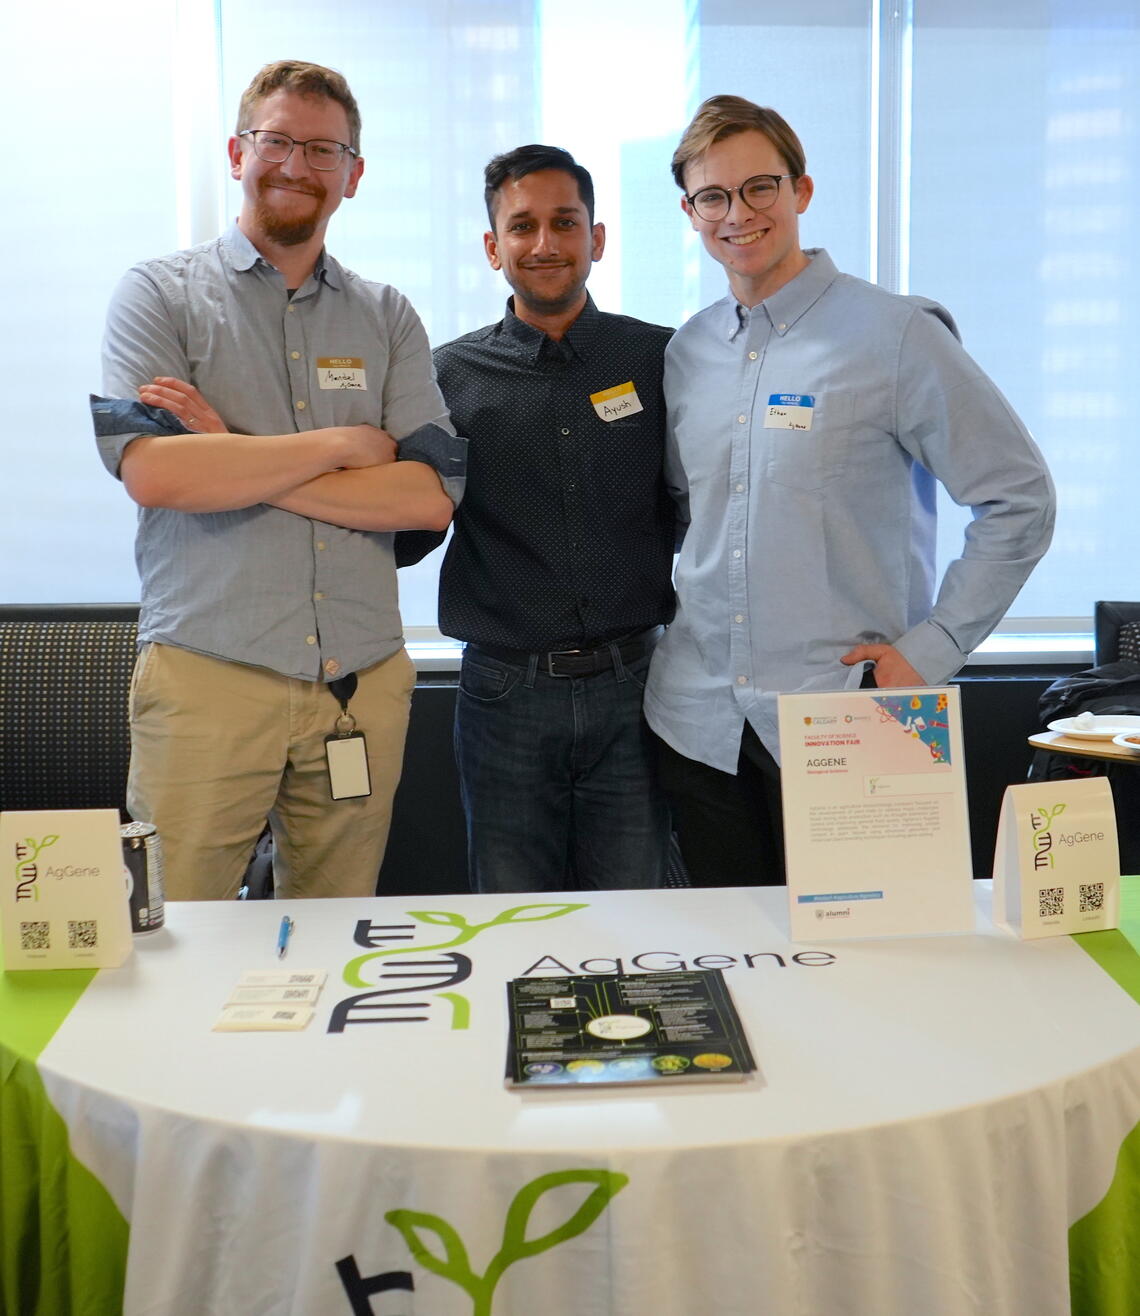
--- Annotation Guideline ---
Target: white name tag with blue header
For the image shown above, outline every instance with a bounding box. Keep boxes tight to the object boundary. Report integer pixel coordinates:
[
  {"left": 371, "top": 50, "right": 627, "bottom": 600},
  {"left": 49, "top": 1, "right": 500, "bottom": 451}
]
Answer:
[{"left": 765, "top": 393, "right": 815, "bottom": 431}]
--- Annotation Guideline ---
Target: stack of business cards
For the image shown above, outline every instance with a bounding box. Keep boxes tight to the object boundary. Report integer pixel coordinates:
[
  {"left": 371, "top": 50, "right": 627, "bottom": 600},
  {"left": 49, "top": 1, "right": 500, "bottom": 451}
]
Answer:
[{"left": 212, "top": 969, "right": 327, "bottom": 1032}]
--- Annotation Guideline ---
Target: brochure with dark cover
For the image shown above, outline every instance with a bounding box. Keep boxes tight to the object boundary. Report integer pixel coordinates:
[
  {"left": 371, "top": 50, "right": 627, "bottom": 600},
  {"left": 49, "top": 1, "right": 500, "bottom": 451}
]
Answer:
[{"left": 505, "top": 970, "right": 755, "bottom": 1087}]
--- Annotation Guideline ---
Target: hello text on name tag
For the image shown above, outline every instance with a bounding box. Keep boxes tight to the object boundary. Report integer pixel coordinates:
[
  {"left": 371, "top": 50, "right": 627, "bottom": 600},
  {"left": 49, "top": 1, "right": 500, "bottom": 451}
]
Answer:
[
  {"left": 317, "top": 357, "right": 367, "bottom": 390},
  {"left": 590, "top": 380, "right": 643, "bottom": 422},
  {"left": 764, "top": 393, "right": 815, "bottom": 431}
]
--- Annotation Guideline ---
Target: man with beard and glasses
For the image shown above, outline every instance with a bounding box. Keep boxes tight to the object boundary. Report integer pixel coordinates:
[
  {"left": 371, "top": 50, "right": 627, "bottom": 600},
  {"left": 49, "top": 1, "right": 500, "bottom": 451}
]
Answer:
[
  {"left": 95, "top": 61, "right": 465, "bottom": 901},
  {"left": 404, "top": 145, "right": 675, "bottom": 893}
]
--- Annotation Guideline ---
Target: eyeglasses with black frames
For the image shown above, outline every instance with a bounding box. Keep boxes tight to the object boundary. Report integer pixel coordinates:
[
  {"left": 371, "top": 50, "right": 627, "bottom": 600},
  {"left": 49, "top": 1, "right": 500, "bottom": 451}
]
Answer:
[
  {"left": 685, "top": 174, "right": 797, "bottom": 222},
  {"left": 237, "top": 130, "right": 357, "bottom": 171}
]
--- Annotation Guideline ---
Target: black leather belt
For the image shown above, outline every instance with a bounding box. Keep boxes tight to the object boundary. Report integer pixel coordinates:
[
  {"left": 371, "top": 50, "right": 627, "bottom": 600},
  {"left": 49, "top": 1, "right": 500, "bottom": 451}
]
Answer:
[{"left": 472, "top": 629, "right": 656, "bottom": 678}]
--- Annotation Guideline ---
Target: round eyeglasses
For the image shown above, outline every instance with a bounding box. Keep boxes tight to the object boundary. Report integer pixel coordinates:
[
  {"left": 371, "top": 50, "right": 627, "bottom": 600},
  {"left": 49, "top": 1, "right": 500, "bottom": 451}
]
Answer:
[
  {"left": 685, "top": 174, "right": 796, "bottom": 222},
  {"left": 237, "top": 129, "right": 357, "bottom": 171}
]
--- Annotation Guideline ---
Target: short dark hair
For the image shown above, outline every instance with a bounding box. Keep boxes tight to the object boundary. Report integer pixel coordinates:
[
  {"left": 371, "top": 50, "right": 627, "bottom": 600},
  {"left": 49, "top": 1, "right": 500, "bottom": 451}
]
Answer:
[
  {"left": 484, "top": 144, "right": 595, "bottom": 229},
  {"left": 236, "top": 60, "right": 362, "bottom": 155}
]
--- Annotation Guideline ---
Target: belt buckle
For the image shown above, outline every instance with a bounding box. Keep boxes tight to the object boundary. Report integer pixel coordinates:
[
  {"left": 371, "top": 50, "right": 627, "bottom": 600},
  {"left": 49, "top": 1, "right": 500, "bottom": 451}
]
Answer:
[{"left": 546, "top": 647, "right": 584, "bottom": 678}]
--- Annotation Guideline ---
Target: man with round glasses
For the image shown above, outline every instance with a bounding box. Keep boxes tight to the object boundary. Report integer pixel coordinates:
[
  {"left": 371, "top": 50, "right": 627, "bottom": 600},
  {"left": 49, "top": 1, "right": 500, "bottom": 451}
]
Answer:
[
  {"left": 96, "top": 60, "right": 464, "bottom": 901},
  {"left": 644, "top": 94, "right": 1055, "bottom": 887}
]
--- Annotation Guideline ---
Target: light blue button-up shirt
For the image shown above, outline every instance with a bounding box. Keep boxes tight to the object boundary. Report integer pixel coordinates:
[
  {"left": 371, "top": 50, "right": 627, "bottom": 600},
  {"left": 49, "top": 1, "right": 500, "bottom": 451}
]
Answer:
[
  {"left": 99, "top": 224, "right": 461, "bottom": 682},
  {"left": 645, "top": 249, "right": 1055, "bottom": 772}
]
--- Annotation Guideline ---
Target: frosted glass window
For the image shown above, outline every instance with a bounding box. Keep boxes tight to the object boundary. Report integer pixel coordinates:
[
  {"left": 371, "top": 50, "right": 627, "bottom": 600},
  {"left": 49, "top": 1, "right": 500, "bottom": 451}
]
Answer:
[{"left": 3, "top": 0, "right": 1130, "bottom": 647}]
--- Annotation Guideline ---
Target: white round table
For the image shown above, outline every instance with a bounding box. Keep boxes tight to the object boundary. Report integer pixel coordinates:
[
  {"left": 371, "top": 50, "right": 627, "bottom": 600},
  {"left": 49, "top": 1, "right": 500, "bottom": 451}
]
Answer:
[{"left": 25, "top": 883, "right": 1140, "bottom": 1315}]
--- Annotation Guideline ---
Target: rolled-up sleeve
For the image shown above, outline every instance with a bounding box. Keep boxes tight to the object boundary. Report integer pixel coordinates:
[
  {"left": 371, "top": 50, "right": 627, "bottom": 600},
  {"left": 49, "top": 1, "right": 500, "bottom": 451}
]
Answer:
[{"left": 99, "top": 268, "right": 189, "bottom": 477}]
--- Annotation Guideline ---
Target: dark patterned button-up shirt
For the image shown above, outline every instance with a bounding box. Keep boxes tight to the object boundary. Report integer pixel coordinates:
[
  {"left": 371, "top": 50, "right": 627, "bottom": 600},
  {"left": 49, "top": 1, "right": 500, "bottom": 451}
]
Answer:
[{"left": 434, "top": 296, "right": 675, "bottom": 651}]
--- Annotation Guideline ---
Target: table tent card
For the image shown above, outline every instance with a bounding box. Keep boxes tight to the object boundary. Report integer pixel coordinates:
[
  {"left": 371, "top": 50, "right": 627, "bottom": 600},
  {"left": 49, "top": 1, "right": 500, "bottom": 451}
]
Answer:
[
  {"left": 778, "top": 687, "right": 973, "bottom": 941},
  {"left": 992, "top": 776, "right": 1119, "bottom": 940},
  {"left": 1, "top": 809, "right": 132, "bottom": 969}
]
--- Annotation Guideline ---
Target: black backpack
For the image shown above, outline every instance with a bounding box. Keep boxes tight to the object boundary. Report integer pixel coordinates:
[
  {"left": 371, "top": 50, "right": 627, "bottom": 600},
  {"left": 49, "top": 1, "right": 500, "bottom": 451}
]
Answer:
[{"left": 1030, "top": 660, "right": 1140, "bottom": 874}]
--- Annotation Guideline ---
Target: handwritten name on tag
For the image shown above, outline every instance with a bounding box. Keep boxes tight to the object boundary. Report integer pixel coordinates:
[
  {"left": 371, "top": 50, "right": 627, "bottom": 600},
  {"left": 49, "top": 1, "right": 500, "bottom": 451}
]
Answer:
[
  {"left": 589, "top": 380, "right": 643, "bottom": 422},
  {"left": 317, "top": 357, "right": 367, "bottom": 390},
  {"left": 764, "top": 392, "right": 815, "bottom": 431}
]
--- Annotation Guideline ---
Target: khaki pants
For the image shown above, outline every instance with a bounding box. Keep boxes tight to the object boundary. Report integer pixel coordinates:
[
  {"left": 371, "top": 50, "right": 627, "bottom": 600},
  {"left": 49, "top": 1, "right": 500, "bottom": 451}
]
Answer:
[{"left": 127, "top": 643, "right": 415, "bottom": 901}]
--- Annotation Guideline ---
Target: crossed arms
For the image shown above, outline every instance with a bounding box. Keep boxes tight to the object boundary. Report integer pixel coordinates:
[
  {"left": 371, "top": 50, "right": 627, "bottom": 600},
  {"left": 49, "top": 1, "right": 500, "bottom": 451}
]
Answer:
[
  {"left": 120, "top": 376, "right": 452, "bottom": 532},
  {"left": 102, "top": 265, "right": 459, "bottom": 533}
]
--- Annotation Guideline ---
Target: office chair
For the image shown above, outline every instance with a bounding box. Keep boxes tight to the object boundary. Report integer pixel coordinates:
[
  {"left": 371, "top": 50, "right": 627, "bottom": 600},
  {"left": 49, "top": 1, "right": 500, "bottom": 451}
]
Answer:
[
  {"left": 0, "top": 604, "right": 138, "bottom": 813},
  {"left": 0, "top": 604, "right": 274, "bottom": 897},
  {"left": 1093, "top": 601, "right": 1140, "bottom": 666}
]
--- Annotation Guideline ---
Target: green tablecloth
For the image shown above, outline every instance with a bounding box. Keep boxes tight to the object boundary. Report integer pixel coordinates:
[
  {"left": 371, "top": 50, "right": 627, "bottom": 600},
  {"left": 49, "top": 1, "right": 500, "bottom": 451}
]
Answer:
[
  {"left": 0, "top": 962, "right": 127, "bottom": 1315},
  {"left": 3, "top": 881, "right": 1139, "bottom": 1316},
  {"left": 1068, "top": 876, "right": 1140, "bottom": 1312}
]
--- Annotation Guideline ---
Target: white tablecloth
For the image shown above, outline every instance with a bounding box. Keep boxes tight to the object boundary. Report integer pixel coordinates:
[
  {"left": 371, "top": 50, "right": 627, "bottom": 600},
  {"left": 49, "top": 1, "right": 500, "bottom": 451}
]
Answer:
[{"left": 34, "top": 885, "right": 1140, "bottom": 1315}]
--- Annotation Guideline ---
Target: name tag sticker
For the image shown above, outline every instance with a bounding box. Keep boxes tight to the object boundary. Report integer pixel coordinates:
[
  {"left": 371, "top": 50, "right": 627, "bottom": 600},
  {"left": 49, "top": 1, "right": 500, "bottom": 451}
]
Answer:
[
  {"left": 764, "top": 392, "right": 815, "bottom": 431},
  {"left": 590, "top": 380, "right": 644, "bottom": 422},
  {"left": 317, "top": 357, "right": 367, "bottom": 390}
]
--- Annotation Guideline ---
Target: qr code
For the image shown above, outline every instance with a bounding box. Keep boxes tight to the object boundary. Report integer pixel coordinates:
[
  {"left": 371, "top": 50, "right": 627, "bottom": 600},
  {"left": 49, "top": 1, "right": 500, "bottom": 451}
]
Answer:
[
  {"left": 20, "top": 921, "right": 50, "bottom": 950},
  {"left": 68, "top": 920, "right": 98, "bottom": 949},
  {"left": 1038, "top": 887, "right": 1065, "bottom": 918},
  {"left": 1080, "top": 883, "right": 1105, "bottom": 913}
]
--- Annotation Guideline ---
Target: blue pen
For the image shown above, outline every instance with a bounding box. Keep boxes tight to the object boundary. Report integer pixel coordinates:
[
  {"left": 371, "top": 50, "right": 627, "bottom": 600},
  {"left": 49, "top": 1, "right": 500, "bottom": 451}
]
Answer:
[{"left": 276, "top": 915, "right": 294, "bottom": 959}]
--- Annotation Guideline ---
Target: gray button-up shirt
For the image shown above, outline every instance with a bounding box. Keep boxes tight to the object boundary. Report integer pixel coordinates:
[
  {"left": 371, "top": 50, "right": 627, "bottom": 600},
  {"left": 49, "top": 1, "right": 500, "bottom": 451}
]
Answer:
[
  {"left": 99, "top": 224, "right": 460, "bottom": 681},
  {"left": 645, "top": 248, "right": 1055, "bottom": 771}
]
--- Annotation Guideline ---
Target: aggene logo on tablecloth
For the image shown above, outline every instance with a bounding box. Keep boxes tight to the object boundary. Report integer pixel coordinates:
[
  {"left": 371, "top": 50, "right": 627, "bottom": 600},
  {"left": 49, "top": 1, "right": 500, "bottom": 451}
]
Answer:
[{"left": 328, "top": 902, "right": 587, "bottom": 1032}]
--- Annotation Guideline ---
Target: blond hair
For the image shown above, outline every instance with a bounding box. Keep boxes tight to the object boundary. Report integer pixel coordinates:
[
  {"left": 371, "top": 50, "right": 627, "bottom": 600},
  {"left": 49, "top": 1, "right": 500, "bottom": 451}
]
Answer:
[{"left": 671, "top": 95, "right": 805, "bottom": 190}]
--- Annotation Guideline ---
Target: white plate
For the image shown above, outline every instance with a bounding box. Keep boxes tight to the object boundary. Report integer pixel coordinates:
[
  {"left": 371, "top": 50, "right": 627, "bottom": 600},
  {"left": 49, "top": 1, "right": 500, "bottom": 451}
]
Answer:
[
  {"left": 1112, "top": 731, "right": 1140, "bottom": 753},
  {"left": 1048, "top": 715, "right": 1140, "bottom": 740}
]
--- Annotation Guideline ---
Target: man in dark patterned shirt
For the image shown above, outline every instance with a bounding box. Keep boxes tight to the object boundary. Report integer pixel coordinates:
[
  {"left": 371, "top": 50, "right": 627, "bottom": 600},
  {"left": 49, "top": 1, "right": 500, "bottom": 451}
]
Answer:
[{"left": 433, "top": 145, "right": 676, "bottom": 893}]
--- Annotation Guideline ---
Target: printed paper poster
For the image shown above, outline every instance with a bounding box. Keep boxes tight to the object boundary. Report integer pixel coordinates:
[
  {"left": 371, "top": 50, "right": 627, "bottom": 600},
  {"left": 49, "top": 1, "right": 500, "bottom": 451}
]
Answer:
[{"left": 778, "top": 688, "right": 973, "bottom": 940}]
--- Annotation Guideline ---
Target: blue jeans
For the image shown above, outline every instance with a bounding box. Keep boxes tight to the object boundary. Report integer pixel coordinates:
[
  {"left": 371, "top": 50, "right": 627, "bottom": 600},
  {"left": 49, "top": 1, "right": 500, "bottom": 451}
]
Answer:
[{"left": 454, "top": 644, "right": 670, "bottom": 893}]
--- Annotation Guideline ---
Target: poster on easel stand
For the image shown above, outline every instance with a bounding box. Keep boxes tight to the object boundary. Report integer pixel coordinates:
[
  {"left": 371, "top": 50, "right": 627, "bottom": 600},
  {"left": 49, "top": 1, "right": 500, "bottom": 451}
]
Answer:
[
  {"left": 778, "top": 687, "right": 973, "bottom": 941},
  {"left": 1, "top": 809, "right": 133, "bottom": 970}
]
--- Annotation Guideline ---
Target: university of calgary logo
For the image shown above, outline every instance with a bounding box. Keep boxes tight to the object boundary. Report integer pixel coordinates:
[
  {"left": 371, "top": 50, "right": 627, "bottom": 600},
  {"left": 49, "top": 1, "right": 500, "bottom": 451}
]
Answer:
[{"left": 328, "top": 903, "right": 586, "bottom": 1032}]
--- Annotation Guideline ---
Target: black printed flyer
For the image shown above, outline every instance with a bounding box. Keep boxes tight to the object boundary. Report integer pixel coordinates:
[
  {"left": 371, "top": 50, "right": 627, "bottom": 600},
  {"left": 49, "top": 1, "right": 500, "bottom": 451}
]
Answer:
[{"left": 505, "top": 969, "right": 755, "bottom": 1088}]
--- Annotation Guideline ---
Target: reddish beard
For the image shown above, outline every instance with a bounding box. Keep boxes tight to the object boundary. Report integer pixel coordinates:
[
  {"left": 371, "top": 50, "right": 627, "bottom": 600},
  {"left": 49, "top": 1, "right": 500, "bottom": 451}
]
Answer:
[{"left": 253, "top": 173, "right": 327, "bottom": 246}]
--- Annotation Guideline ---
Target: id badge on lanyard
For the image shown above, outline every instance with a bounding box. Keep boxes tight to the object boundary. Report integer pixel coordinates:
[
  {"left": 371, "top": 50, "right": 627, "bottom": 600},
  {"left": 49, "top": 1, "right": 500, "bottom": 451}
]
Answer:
[{"left": 325, "top": 673, "right": 371, "bottom": 800}]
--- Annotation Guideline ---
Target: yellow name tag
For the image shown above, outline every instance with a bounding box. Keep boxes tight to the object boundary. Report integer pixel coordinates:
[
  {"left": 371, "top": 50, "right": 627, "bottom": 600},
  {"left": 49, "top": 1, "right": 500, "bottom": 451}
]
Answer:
[
  {"left": 317, "top": 356, "right": 367, "bottom": 390},
  {"left": 589, "top": 380, "right": 643, "bottom": 422}
]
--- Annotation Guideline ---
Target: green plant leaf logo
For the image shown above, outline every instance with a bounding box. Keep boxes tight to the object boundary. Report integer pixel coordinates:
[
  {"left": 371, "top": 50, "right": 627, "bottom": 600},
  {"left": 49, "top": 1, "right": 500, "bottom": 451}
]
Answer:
[
  {"left": 343, "top": 903, "right": 587, "bottom": 987},
  {"left": 385, "top": 1169, "right": 628, "bottom": 1315},
  {"left": 407, "top": 910, "right": 472, "bottom": 929},
  {"left": 13, "top": 833, "right": 59, "bottom": 901}
]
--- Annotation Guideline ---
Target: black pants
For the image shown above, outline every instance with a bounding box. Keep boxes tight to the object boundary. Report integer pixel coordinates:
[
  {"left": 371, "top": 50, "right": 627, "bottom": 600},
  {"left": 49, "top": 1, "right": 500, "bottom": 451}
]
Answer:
[{"left": 653, "top": 723, "right": 786, "bottom": 887}]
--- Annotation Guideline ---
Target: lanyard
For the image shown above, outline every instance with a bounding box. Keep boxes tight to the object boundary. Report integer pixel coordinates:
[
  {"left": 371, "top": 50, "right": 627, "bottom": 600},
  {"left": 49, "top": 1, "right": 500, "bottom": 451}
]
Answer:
[{"left": 328, "top": 673, "right": 358, "bottom": 736}]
